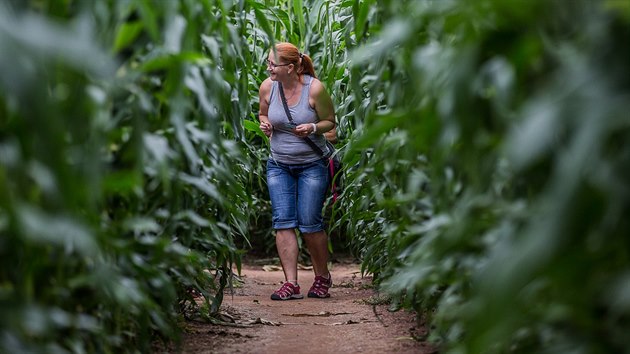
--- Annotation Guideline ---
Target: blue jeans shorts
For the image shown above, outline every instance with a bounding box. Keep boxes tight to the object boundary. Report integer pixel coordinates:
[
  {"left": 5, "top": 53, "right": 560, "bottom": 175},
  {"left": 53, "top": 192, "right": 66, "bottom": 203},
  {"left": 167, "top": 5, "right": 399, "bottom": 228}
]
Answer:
[{"left": 266, "top": 157, "right": 330, "bottom": 233}]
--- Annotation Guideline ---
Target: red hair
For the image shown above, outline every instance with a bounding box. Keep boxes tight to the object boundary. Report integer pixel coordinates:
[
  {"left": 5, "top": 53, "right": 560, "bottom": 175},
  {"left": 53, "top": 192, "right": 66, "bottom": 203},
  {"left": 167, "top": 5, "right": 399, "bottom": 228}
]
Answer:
[{"left": 273, "top": 42, "right": 317, "bottom": 78}]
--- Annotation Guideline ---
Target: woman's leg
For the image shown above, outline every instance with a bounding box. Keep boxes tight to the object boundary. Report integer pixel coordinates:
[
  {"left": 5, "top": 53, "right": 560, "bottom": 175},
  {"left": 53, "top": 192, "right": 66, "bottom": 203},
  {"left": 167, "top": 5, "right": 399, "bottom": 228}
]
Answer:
[
  {"left": 267, "top": 159, "right": 300, "bottom": 284},
  {"left": 296, "top": 159, "right": 331, "bottom": 278},
  {"left": 276, "top": 228, "right": 299, "bottom": 282},
  {"left": 303, "top": 230, "right": 329, "bottom": 277}
]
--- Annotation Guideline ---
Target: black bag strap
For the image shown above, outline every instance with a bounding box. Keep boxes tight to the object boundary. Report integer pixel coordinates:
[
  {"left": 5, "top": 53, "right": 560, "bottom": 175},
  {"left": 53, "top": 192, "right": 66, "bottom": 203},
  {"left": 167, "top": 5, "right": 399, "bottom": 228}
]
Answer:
[{"left": 278, "top": 82, "right": 328, "bottom": 157}]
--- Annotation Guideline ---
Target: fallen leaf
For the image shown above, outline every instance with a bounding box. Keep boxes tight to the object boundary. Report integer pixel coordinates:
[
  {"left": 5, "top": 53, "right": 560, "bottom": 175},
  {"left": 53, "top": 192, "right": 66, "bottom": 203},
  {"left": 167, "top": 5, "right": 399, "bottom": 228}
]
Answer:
[
  {"left": 262, "top": 265, "right": 282, "bottom": 272},
  {"left": 218, "top": 312, "right": 236, "bottom": 323},
  {"left": 242, "top": 317, "right": 282, "bottom": 326},
  {"left": 297, "top": 264, "right": 313, "bottom": 270},
  {"left": 281, "top": 311, "right": 356, "bottom": 317},
  {"left": 314, "top": 319, "right": 362, "bottom": 326}
]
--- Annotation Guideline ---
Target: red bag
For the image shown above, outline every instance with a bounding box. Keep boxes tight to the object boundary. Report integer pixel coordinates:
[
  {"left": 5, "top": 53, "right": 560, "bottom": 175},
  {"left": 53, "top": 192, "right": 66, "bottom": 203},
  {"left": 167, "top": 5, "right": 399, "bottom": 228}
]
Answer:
[{"left": 328, "top": 155, "right": 343, "bottom": 203}]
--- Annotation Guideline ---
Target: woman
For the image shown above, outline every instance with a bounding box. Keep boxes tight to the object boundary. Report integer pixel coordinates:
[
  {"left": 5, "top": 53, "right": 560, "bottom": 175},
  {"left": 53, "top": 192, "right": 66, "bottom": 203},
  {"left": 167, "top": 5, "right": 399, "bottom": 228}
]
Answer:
[{"left": 258, "top": 42, "right": 336, "bottom": 300}]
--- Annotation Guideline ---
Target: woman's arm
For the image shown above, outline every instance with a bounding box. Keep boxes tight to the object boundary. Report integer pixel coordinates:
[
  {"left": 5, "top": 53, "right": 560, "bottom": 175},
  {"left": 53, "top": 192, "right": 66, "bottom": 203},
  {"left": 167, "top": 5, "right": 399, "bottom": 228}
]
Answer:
[
  {"left": 295, "top": 78, "right": 336, "bottom": 137},
  {"left": 258, "top": 78, "right": 273, "bottom": 137},
  {"left": 324, "top": 126, "right": 338, "bottom": 144},
  {"left": 310, "top": 78, "right": 336, "bottom": 134}
]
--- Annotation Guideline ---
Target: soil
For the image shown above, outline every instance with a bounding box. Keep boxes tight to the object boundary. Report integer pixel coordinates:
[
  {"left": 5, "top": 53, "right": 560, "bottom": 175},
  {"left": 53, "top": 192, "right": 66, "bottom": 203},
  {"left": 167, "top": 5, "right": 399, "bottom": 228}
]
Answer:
[{"left": 156, "top": 257, "right": 438, "bottom": 354}]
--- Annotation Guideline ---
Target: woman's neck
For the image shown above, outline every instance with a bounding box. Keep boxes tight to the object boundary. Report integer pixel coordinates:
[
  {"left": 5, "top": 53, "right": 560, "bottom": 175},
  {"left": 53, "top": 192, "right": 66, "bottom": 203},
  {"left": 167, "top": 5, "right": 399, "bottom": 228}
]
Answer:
[{"left": 280, "top": 74, "right": 301, "bottom": 90}]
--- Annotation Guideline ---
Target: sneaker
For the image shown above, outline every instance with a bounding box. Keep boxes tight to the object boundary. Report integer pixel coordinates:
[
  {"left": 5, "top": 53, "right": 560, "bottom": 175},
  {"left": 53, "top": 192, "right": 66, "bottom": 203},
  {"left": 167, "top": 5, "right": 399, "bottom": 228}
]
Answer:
[
  {"left": 271, "top": 282, "right": 304, "bottom": 300},
  {"left": 308, "top": 273, "right": 332, "bottom": 298}
]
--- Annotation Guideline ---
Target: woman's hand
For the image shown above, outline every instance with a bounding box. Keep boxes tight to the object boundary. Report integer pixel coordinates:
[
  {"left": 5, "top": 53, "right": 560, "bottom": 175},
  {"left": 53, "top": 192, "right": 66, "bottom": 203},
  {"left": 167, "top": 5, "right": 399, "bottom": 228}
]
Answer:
[
  {"left": 295, "top": 123, "right": 315, "bottom": 137},
  {"left": 260, "top": 122, "right": 273, "bottom": 137}
]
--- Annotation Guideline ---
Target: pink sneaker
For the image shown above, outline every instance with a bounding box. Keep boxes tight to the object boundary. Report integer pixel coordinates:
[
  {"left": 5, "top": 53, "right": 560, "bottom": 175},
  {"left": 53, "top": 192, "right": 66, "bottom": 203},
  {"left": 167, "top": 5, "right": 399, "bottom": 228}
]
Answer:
[
  {"left": 308, "top": 273, "right": 332, "bottom": 298},
  {"left": 271, "top": 282, "right": 304, "bottom": 300}
]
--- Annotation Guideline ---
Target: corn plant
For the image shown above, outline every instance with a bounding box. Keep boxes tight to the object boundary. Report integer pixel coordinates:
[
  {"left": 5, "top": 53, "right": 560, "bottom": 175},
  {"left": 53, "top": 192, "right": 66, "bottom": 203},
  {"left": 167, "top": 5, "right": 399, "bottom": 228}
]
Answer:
[
  {"left": 337, "top": 0, "right": 630, "bottom": 353},
  {"left": 0, "top": 0, "right": 262, "bottom": 352}
]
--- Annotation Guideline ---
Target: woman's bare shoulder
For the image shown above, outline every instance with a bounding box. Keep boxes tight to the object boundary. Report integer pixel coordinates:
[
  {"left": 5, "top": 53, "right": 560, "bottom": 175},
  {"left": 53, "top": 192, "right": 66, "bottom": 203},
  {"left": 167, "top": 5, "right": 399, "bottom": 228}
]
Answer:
[
  {"left": 260, "top": 77, "right": 273, "bottom": 90},
  {"left": 259, "top": 78, "right": 273, "bottom": 103},
  {"left": 309, "top": 77, "right": 328, "bottom": 96},
  {"left": 310, "top": 77, "right": 323, "bottom": 89}
]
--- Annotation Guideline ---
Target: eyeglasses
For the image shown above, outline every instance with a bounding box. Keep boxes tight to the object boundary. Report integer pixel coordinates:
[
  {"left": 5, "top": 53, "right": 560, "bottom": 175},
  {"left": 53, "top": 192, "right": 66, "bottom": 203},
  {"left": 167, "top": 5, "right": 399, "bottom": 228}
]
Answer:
[{"left": 265, "top": 59, "right": 291, "bottom": 69}]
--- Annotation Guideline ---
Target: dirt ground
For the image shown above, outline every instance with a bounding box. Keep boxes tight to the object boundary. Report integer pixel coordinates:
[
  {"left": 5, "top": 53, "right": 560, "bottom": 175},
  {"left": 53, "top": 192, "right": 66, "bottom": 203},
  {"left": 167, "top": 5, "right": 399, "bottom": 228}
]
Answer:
[{"left": 158, "top": 258, "right": 438, "bottom": 354}]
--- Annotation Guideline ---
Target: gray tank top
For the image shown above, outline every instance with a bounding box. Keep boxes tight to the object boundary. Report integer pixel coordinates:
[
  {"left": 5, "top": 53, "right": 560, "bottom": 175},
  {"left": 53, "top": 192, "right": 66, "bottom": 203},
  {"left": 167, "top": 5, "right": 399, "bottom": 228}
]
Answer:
[{"left": 268, "top": 75, "right": 329, "bottom": 164}]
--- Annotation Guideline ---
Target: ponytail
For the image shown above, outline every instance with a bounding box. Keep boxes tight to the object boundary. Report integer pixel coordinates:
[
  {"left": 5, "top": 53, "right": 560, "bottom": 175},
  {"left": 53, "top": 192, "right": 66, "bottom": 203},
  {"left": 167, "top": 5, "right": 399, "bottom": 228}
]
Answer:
[{"left": 299, "top": 53, "right": 317, "bottom": 79}]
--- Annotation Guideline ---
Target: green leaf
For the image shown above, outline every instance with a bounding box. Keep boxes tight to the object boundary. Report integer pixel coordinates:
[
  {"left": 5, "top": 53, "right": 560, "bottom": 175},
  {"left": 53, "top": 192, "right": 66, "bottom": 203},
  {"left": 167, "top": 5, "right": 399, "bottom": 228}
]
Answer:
[
  {"left": 103, "top": 170, "right": 143, "bottom": 195},
  {"left": 138, "top": 52, "right": 210, "bottom": 72},
  {"left": 293, "top": 0, "right": 305, "bottom": 42},
  {"left": 113, "top": 21, "right": 144, "bottom": 53},
  {"left": 17, "top": 205, "right": 98, "bottom": 256},
  {"left": 243, "top": 119, "right": 267, "bottom": 141},
  {"left": 137, "top": 0, "right": 160, "bottom": 41},
  {"left": 254, "top": 6, "right": 274, "bottom": 43}
]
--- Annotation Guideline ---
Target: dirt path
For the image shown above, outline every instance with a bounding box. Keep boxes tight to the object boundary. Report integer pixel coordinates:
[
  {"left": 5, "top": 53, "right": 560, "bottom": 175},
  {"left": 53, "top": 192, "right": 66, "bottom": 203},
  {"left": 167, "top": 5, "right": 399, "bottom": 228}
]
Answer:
[{"left": 162, "top": 258, "right": 437, "bottom": 354}]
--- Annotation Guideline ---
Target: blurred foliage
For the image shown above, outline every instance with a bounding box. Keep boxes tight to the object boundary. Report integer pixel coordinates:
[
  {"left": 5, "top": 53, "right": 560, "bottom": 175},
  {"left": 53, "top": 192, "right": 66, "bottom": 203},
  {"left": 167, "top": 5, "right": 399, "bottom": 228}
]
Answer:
[
  {"left": 336, "top": 0, "right": 630, "bottom": 353},
  {"left": 0, "top": 0, "right": 260, "bottom": 352},
  {"left": 0, "top": 0, "right": 357, "bottom": 351}
]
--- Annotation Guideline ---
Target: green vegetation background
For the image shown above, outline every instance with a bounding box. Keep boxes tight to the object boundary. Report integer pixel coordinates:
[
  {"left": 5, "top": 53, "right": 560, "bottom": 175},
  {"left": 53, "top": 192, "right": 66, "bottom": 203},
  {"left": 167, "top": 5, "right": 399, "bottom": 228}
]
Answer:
[{"left": 1, "top": 0, "right": 629, "bottom": 353}]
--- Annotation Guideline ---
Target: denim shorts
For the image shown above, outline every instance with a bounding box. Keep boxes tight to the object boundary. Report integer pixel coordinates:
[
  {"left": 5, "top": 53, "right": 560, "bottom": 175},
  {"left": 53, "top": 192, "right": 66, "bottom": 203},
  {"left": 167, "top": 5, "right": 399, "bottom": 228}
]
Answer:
[{"left": 266, "top": 157, "right": 330, "bottom": 233}]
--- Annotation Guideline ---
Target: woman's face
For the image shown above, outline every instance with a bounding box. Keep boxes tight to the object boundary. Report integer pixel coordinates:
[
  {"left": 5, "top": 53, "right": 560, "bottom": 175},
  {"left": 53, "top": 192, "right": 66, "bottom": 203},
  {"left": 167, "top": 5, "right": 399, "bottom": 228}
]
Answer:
[{"left": 266, "top": 51, "right": 292, "bottom": 80}]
